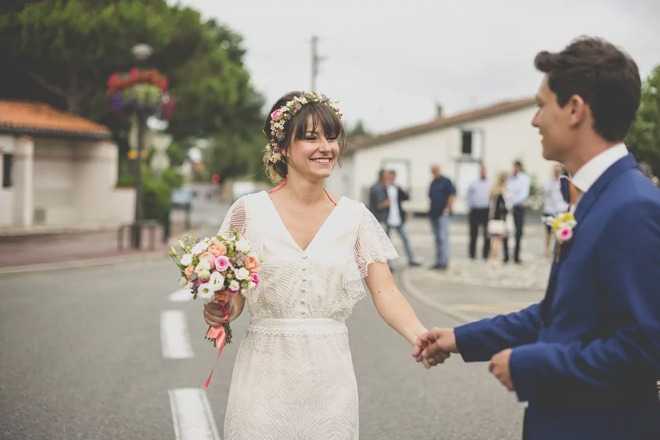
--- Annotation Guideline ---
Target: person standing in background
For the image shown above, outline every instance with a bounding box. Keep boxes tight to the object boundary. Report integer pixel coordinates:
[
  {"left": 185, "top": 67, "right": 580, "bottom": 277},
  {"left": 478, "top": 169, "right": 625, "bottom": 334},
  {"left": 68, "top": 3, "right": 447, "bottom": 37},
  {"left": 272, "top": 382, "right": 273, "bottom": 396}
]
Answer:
[
  {"left": 488, "top": 172, "right": 509, "bottom": 262},
  {"left": 428, "top": 164, "right": 456, "bottom": 270},
  {"left": 385, "top": 170, "right": 421, "bottom": 267},
  {"left": 467, "top": 163, "right": 491, "bottom": 260},
  {"left": 541, "top": 164, "right": 569, "bottom": 257},
  {"left": 368, "top": 169, "right": 389, "bottom": 226},
  {"left": 505, "top": 160, "right": 530, "bottom": 263}
]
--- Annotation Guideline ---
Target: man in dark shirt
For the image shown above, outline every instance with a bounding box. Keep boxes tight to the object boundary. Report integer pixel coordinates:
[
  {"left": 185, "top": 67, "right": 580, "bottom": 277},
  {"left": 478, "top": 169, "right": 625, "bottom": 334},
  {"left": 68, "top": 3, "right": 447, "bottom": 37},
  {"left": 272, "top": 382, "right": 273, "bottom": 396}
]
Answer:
[
  {"left": 428, "top": 164, "right": 456, "bottom": 269},
  {"left": 368, "top": 169, "right": 389, "bottom": 225}
]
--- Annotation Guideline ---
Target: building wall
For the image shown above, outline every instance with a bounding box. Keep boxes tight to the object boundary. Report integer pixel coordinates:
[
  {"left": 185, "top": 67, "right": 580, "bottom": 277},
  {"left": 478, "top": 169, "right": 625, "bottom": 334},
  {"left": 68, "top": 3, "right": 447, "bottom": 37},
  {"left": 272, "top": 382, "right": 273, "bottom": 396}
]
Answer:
[
  {"left": 73, "top": 141, "right": 134, "bottom": 225},
  {"left": 33, "top": 140, "right": 77, "bottom": 224},
  {"left": 32, "top": 138, "right": 134, "bottom": 227},
  {"left": 334, "top": 105, "right": 555, "bottom": 213},
  {"left": 0, "top": 135, "right": 16, "bottom": 226}
]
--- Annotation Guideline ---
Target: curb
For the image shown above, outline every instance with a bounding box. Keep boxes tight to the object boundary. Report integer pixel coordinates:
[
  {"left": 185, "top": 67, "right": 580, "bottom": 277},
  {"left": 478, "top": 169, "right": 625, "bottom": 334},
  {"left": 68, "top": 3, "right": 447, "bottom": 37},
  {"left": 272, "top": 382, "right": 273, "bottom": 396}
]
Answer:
[{"left": 0, "top": 250, "right": 168, "bottom": 276}]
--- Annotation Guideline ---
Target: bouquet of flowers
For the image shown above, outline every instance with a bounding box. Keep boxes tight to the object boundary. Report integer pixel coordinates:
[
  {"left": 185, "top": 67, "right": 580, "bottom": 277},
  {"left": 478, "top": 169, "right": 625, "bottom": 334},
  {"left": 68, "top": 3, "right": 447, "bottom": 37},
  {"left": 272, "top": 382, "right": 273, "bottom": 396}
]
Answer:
[
  {"left": 169, "top": 230, "right": 260, "bottom": 387},
  {"left": 169, "top": 229, "right": 260, "bottom": 366}
]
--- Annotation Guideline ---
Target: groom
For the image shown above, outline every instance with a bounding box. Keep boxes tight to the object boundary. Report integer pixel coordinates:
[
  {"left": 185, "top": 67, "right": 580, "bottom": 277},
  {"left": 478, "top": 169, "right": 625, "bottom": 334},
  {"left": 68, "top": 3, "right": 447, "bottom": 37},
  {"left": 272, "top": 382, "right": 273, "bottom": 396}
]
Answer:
[{"left": 414, "top": 36, "right": 660, "bottom": 440}]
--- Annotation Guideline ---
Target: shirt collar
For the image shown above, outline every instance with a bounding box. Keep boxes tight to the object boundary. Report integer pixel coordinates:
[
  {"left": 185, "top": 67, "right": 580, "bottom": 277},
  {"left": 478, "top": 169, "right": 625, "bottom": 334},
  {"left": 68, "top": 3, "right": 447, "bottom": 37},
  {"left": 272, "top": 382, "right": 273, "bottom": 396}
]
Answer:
[{"left": 571, "top": 143, "right": 628, "bottom": 193}]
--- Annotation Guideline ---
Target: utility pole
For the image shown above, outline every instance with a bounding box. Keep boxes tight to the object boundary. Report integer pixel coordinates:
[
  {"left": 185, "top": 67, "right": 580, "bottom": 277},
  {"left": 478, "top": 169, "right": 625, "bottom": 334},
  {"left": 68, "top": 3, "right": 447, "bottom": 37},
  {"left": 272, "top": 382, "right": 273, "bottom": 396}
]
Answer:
[{"left": 311, "top": 35, "right": 325, "bottom": 91}]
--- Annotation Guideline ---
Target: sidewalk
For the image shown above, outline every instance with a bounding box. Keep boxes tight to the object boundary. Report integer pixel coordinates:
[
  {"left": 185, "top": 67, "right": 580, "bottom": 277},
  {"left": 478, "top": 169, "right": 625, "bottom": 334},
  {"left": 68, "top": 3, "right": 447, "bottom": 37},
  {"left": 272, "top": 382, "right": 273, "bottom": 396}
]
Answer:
[{"left": 393, "top": 216, "right": 550, "bottom": 323}]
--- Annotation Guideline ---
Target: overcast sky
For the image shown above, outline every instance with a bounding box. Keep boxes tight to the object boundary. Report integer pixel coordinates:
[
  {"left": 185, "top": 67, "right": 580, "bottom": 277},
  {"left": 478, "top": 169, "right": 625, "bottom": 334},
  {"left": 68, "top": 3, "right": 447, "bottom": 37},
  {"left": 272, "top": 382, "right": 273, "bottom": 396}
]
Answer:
[{"left": 178, "top": 0, "right": 660, "bottom": 133}]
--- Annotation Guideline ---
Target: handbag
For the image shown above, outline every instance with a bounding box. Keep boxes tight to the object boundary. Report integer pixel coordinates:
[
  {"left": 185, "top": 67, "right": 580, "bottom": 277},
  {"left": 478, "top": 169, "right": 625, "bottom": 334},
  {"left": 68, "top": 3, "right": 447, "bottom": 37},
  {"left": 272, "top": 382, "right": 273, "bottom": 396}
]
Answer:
[{"left": 488, "top": 219, "right": 507, "bottom": 236}]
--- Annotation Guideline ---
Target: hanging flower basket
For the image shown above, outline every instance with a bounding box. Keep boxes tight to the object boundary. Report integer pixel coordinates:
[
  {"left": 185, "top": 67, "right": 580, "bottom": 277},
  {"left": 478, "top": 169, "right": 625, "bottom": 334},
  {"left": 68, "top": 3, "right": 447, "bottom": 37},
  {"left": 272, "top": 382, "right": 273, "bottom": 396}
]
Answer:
[{"left": 107, "top": 68, "right": 175, "bottom": 120}]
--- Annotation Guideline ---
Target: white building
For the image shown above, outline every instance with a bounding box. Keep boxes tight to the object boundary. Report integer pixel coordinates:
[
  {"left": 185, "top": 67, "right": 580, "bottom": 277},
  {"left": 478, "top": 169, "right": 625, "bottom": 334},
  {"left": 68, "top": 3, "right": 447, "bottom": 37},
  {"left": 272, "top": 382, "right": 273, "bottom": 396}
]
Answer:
[
  {"left": 0, "top": 101, "right": 134, "bottom": 228},
  {"left": 328, "top": 97, "right": 555, "bottom": 213}
]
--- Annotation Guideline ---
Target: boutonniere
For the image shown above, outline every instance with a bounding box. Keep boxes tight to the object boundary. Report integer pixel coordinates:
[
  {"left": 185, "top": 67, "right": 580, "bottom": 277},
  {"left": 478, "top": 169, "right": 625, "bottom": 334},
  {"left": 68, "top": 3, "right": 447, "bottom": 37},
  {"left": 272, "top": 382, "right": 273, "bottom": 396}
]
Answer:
[{"left": 551, "top": 212, "right": 577, "bottom": 262}]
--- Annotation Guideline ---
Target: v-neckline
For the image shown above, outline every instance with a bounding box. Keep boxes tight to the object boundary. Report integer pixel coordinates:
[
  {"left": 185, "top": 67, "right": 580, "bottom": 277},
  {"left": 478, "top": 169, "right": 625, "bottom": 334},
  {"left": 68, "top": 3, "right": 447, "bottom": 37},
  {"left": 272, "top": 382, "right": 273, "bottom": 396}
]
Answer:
[{"left": 263, "top": 190, "right": 343, "bottom": 254}]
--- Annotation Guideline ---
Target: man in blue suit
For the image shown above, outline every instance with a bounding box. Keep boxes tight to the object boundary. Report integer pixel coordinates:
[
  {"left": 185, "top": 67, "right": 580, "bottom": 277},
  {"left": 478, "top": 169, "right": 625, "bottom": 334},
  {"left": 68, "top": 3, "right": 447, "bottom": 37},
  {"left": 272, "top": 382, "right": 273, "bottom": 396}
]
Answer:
[{"left": 413, "top": 36, "right": 660, "bottom": 440}]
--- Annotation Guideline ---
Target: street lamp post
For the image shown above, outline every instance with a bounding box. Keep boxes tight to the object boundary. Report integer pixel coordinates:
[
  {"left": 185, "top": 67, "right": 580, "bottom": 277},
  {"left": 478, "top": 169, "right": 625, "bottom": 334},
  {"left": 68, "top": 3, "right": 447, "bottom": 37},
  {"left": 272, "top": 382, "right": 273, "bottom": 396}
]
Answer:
[
  {"left": 132, "top": 107, "right": 147, "bottom": 248},
  {"left": 131, "top": 44, "right": 151, "bottom": 249},
  {"left": 107, "top": 43, "right": 175, "bottom": 249}
]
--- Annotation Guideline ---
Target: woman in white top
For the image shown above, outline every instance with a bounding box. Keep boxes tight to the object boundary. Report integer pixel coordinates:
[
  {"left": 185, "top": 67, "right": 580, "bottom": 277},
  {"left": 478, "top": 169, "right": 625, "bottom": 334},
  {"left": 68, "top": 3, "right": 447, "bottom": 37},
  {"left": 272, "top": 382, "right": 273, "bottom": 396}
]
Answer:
[{"left": 203, "top": 91, "right": 439, "bottom": 439}]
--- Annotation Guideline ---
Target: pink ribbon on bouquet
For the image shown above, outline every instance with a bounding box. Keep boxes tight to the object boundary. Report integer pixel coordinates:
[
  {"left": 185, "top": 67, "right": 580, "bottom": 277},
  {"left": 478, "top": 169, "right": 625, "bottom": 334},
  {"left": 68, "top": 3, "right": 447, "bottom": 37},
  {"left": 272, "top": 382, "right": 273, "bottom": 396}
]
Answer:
[{"left": 202, "top": 325, "right": 228, "bottom": 390}]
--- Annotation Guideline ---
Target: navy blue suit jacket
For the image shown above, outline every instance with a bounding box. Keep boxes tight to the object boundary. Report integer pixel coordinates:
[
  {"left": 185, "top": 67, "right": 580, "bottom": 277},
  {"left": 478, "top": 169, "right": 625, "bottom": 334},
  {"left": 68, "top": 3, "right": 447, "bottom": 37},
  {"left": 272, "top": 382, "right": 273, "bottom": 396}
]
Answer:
[{"left": 455, "top": 155, "right": 660, "bottom": 439}]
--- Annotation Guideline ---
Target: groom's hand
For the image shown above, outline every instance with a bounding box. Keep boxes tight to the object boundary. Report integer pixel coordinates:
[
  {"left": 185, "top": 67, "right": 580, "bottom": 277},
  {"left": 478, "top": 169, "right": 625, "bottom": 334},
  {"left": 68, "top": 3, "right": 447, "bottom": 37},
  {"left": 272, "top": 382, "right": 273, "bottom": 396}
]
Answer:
[
  {"left": 489, "top": 349, "right": 514, "bottom": 391},
  {"left": 412, "top": 327, "right": 456, "bottom": 367}
]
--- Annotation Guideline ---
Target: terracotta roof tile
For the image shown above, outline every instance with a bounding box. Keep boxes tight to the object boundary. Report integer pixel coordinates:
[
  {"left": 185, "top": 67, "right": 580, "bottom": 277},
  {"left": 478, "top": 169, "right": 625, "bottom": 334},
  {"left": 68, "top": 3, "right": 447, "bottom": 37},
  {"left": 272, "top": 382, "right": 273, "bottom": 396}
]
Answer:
[
  {"left": 347, "top": 97, "right": 535, "bottom": 154},
  {"left": 0, "top": 100, "right": 111, "bottom": 139}
]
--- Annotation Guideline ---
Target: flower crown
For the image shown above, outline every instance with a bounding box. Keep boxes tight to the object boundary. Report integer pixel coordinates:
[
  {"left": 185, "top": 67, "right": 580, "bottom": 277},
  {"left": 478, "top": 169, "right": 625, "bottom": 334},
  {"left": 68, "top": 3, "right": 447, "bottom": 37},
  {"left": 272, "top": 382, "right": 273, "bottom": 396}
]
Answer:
[{"left": 264, "top": 92, "right": 343, "bottom": 165}]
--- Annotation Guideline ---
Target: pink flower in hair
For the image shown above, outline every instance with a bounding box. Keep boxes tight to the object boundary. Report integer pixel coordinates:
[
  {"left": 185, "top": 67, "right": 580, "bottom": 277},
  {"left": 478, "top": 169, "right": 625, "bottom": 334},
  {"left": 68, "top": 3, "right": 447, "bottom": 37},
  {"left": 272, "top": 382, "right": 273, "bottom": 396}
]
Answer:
[{"left": 271, "top": 109, "right": 284, "bottom": 121}]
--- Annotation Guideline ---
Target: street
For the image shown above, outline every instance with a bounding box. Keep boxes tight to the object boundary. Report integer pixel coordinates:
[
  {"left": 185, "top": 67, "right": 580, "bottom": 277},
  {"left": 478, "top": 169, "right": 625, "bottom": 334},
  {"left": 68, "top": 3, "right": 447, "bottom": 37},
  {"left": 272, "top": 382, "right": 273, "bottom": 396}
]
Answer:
[{"left": 0, "top": 208, "right": 553, "bottom": 440}]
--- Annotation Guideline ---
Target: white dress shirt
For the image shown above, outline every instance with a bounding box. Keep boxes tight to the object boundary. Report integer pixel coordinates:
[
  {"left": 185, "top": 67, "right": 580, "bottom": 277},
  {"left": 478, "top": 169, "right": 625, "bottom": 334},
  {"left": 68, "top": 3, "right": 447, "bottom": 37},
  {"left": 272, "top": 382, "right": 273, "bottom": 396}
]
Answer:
[
  {"left": 571, "top": 143, "right": 628, "bottom": 195},
  {"left": 467, "top": 178, "right": 491, "bottom": 209},
  {"left": 386, "top": 185, "right": 402, "bottom": 227},
  {"left": 543, "top": 178, "right": 569, "bottom": 215},
  {"left": 506, "top": 172, "right": 531, "bottom": 207}
]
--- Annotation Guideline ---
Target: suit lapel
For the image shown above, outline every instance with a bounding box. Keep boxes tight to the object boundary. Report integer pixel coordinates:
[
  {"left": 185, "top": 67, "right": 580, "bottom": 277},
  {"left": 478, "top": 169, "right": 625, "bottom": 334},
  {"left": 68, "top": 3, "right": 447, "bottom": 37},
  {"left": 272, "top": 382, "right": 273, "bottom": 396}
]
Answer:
[
  {"left": 540, "top": 154, "right": 638, "bottom": 324},
  {"left": 573, "top": 154, "right": 638, "bottom": 226}
]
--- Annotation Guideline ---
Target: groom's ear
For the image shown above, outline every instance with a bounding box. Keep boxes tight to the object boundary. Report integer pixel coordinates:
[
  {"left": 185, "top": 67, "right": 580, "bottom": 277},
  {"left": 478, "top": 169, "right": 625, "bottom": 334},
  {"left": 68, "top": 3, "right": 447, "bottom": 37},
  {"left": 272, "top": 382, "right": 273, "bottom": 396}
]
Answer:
[{"left": 567, "top": 94, "right": 589, "bottom": 128}]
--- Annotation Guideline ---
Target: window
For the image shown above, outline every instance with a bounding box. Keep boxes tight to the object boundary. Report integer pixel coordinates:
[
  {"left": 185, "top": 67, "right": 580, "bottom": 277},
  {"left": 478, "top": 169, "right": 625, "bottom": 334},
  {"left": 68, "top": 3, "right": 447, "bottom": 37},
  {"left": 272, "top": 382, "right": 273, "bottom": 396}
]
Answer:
[
  {"left": 461, "top": 130, "right": 473, "bottom": 156},
  {"left": 2, "top": 154, "right": 13, "bottom": 188}
]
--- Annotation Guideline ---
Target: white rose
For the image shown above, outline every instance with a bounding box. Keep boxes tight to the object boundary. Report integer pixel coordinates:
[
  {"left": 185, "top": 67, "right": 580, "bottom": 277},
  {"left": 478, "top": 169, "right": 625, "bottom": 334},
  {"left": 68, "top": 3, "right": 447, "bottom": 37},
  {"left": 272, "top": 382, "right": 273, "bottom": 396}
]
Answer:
[
  {"left": 234, "top": 267, "right": 250, "bottom": 280},
  {"left": 209, "top": 272, "right": 225, "bottom": 291},
  {"left": 197, "top": 283, "right": 214, "bottom": 300},
  {"left": 191, "top": 240, "right": 208, "bottom": 256},
  {"left": 235, "top": 239, "right": 250, "bottom": 253},
  {"left": 180, "top": 253, "right": 193, "bottom": 266},
  {"left": 229, "top": 280, "right": 240, "bottom": 292},
  {"left": 196, "top": 269, "right": 211, "bottom": 281},
  {"left": 196, "top": 257, "right": 211, "bottom": 272}
]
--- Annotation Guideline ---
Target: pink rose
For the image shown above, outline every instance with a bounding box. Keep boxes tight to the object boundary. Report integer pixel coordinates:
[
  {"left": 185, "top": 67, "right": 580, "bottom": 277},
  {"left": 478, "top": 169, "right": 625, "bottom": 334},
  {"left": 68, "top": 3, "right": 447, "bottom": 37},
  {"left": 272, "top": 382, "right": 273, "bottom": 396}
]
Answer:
[
  {"left": 208, "top": 243, "right": 226, "bottom": 257},
  {"left": 244, "top": 255, "right": 260, "bottom": 271},
  {"left": 214, "top": 255, "right": 230, "bottom": 272},
  {"left": 250, "top": 272, "right": 260, "bottom": 286}
]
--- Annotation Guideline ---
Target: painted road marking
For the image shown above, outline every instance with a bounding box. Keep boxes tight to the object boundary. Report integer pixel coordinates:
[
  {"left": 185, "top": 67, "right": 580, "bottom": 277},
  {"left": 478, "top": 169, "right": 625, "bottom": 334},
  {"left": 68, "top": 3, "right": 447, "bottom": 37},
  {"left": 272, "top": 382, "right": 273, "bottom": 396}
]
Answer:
[
  {"left": 169, "top": 388, "right": 221, "bottom": 440},
  {"left": 161, "top": 310, "right": 194, "bottom": 359}
]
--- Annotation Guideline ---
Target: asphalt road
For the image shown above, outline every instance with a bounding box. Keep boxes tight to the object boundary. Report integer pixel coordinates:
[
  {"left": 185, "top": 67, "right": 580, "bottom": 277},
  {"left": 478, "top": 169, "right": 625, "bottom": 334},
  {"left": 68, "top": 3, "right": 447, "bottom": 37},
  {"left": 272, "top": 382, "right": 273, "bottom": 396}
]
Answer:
[{"left": 0, "top": 262, "right": 526, "bottom": 439}]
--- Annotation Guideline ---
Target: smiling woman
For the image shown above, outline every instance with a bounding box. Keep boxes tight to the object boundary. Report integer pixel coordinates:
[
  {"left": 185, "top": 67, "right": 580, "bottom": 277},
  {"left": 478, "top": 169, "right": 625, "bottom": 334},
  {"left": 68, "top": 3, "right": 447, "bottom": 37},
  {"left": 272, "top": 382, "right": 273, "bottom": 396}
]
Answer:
[
  {"left": 202, "top": 91, "right": 433, "bottom": 439},
  {"left": 261, "top": 91, "right": 345, "bottom": 183}
]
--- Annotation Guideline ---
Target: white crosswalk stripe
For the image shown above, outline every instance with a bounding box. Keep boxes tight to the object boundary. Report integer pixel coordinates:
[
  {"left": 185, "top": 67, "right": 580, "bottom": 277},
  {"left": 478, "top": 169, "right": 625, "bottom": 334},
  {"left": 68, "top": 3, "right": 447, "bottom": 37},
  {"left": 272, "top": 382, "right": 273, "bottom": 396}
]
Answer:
[
  {"left": 169, "top": 388, "right": 221, "bottom": 440},
  {"left": 161, "top": 310, "right": 194, "bottom": 359}
]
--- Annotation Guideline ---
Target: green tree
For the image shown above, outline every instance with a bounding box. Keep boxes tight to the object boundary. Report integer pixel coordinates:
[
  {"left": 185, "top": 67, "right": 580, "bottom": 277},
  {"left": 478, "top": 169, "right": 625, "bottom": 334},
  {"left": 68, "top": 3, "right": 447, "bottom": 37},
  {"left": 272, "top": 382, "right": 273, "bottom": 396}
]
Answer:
[
  {"left": 627, "top": 65, "right": 660, "bottom": 179},
  {"left": 0, "top": 0, "right": 263, "bottom": 142},
  {"left": 0, "top": 0, "right": 267, "bottom": 221},
  {"left": 205, "top": 131, "right": 267, "bottom": 183},
  {"left": 346, "top": 119, "right": 371, "bottom": 138}
]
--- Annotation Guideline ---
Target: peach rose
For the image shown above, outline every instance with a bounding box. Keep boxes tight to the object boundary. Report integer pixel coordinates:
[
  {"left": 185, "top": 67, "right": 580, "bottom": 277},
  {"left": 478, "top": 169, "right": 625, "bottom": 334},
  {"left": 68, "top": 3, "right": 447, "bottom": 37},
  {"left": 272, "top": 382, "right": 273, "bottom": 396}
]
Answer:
[
  {"left": 244, "top": 255, "right": 260, "bottom": 271},
  {"left": 208, "top": 242, "right": 227, "bottom": 257},
  {"left": 184, "top": 265, "right": 194, "bottom": 279}
]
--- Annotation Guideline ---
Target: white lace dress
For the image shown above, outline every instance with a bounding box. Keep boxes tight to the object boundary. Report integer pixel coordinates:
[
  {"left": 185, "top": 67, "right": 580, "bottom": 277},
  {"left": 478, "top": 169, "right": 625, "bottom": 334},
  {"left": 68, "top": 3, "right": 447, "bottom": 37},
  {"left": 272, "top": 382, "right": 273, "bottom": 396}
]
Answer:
[{"left": 219, "top": 190, "right": 397, "bottom": 440}]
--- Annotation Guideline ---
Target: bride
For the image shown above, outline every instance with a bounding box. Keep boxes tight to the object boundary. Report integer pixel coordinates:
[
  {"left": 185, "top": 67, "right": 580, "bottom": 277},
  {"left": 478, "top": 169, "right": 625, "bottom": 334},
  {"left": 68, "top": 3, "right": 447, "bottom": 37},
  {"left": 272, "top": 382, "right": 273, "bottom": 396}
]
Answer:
[{"left": 204, "top": 91, "right": 442, "bottom": 439}]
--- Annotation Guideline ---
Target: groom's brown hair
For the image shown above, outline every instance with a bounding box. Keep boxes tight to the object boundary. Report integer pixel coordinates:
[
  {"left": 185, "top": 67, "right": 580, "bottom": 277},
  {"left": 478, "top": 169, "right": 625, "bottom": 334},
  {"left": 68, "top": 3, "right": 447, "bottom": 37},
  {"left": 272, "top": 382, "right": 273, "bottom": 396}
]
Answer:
[{"left": 534, "top": 36, "right": 641, "bottom": 142}]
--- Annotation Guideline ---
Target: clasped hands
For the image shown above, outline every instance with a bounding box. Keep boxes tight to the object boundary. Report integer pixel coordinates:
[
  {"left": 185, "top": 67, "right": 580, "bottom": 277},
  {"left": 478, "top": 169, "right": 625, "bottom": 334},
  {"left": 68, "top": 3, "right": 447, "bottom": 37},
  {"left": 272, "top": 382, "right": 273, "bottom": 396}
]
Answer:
[{"left": 412, "top": 328, "right": 514, "bottom": 392}]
